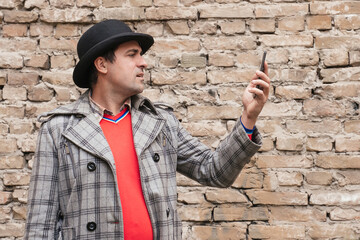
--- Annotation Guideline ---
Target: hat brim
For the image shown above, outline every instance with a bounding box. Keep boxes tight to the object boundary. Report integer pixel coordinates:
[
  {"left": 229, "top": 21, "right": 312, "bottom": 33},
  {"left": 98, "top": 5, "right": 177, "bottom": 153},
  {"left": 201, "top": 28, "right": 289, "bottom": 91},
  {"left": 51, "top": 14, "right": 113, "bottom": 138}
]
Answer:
[{"left": 73, "top": 32, "right": 154, "bottom": 88}]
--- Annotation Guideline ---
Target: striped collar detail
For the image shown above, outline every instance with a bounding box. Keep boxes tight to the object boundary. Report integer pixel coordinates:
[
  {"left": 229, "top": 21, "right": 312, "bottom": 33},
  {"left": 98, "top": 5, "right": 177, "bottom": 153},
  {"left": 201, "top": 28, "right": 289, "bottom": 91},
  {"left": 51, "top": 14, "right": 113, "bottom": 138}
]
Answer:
[{"left": 102, "top": 108, "right": 130, "bottom": 124}]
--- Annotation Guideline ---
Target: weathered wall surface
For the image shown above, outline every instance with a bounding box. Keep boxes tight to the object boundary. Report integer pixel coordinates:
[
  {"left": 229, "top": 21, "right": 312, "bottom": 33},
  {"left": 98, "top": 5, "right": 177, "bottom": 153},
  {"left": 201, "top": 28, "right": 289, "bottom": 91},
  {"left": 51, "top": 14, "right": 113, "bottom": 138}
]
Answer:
[{"left": 1, "top": 0, "right": 360, "bottom": 239}]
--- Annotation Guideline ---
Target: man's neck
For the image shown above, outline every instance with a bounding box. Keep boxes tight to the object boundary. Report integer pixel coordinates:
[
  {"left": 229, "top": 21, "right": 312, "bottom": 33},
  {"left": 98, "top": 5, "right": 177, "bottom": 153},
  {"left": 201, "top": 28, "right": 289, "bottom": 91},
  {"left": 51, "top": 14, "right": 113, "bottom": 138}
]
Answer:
[{"left": 91, "top": 87, "right": 128, "bottom": 116}]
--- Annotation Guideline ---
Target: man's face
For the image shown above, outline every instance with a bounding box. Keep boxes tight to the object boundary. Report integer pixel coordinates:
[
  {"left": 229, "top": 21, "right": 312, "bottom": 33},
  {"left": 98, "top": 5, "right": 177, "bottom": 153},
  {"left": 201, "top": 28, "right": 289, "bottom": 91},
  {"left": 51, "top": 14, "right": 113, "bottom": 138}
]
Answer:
[{"left": 103, "top": 40, "right": 148, "bottom": 98}]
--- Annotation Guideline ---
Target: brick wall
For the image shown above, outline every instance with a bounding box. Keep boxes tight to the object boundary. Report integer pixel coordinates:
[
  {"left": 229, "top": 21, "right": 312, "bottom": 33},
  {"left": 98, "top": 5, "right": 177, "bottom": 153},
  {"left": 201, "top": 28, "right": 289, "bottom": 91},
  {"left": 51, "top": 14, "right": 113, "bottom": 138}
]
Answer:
[{"left": 1, "top": 0, "right": 360, "bottom": 239}]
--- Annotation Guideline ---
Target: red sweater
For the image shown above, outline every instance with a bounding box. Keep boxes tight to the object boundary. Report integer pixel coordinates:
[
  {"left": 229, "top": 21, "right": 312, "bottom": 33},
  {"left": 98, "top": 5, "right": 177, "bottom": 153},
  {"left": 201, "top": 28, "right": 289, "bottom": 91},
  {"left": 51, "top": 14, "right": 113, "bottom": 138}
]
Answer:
[{"left": 100, "top": 107, "right": 153, "bottom": 239}]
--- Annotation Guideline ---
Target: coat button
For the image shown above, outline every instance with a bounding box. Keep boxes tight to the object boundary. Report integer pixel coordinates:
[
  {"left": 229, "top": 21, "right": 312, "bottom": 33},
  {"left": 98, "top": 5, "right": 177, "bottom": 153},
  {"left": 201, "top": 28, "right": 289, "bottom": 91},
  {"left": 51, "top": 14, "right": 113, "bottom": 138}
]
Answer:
[
  {"left": 87, "top": 222, "right": 97, "bottom": 231},
  {"left": 153, "top": 153, "right": 160, "bottom": 162},
  {"left": 87, "top": 162, "right": 96, "bottom": 171}
]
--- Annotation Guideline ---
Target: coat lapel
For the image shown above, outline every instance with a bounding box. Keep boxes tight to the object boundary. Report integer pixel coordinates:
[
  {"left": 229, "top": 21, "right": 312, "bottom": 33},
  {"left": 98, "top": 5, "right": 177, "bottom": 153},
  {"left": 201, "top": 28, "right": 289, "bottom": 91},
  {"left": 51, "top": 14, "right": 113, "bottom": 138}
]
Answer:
[
  {"left": 63, "top": 113, "right": 115, "bottom": 165},
  {"left": 131, "top": 108, "right": 165, "bottom": 157}
]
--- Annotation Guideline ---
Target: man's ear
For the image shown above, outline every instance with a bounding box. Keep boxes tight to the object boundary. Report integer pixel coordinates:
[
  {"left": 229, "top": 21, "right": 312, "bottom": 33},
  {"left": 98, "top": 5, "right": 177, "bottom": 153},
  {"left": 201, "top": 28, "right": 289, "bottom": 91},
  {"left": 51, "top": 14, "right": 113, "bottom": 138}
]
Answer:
[{"left": 94, "top": 57, "right": 107, "bottom": 74}]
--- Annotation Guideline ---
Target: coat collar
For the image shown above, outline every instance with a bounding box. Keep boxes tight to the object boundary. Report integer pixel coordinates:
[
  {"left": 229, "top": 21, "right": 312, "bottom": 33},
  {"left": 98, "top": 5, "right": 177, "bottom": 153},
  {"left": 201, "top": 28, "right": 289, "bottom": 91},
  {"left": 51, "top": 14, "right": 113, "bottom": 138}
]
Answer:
[
  {"left": 38, "top": 90, "right": 159, "bottom": 123},
  {"left": 38, "top": 90, "right": 165, "bottom": 165}
]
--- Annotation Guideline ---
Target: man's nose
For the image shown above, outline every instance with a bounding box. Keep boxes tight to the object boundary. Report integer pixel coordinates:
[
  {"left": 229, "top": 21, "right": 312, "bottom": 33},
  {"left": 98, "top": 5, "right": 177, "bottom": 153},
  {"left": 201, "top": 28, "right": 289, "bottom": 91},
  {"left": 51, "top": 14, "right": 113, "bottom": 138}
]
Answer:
[{"left": 139, "top": 55, "right": 148, "bottom": 69}]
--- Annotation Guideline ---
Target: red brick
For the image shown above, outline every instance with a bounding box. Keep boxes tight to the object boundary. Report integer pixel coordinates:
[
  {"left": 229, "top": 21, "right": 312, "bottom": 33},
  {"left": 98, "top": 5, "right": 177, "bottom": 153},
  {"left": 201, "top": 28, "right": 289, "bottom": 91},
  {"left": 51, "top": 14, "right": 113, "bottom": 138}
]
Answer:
[
  {"left": 152, "top": 70, "right": 206, "bottom": 85},
  {"left": 0, "top": 223, "right": 25, "bottom": 237},
  {"left": 345, "top": 120, "right": 360, "bottom": 134},
  {"left": 322, "top": 49, "right": 349, "bottom": 67},
  {"left": 335, "top": 15, "right": 360, "bottom": 30},
  {"left": 28, "top": 84, "right": 54, "bottom": 102},
  {"left": 246, "top": 190, "right": 308, "bottom": 205},
  {"left": 0, "top": 53, "right": 23, "bottom": 69},
  {"left": 249, "top": 19, "right": 275, "bottom": 33},
  {"left": 204, "top": 36, "right": 257, "bottom": 50},
  {"left": 233, "top": 168, "right": 264, "bottom": 189},
  {"left": 2, "top": 24, "right": 28, "bottom": 37},
  {"left": 276, "top": 136, "right": 304, "bottom": 151},
  {"left": 306, "top": 137, "right": 333, "bottom": 152},
  {"left": 182, "top": 121, "right": 226, "bottom": 137},
  {"left": 102, "top": 0, "right": 126, "bottom": 7},
  {"left": 277, "top": 172, "right": 303, "bottom": 186},
  {"left": 335, "top": 170, "right": 360, "bottom": 187},
  {"left": 330, "top": 207, "right": 360, "bottom": 221},
  {"left": 2, "top": 86, "right": 27, "bottom": 101},
  {"left": 350, "top": 51, "right": 360, "bottom": 66},
  {"left": 29, "top": 23, "right": 53, "bottom": 37},
  {"left": 307, "top": 15, "right": 332, "bottom": 30},
  {"left": 259, "top": 101, "right": 302, "bottom": 117},
  {"left": 129, "top": 0, "right": 152, "bottom": 7},
  {"left": 200, "top": 6, "right": 254, "bottom": 19},
  {"left": 24, "top": 54, "right": 50, "bottom": 69},
  {"left": 145, "top": 7, "right": 197, "bottom": 20},
  {"left": 0, "top": 38, "right": 38, "bottom": 51},
  {"left": 191, "top": 223, "right": 247, "bottom": 240},
  {"left": 249, "top": 224, "right": 305, "bottom": 239},
  {"left": 255, "top": 4, "right": 308, "bottom": 17},
  {"left": 205, "top": 188, "right": 248, "bottom": 204},
  {"left": 0, "top": 105, "right": 25, "bottom": 118},
  {"left": 167, "top": 21, "right": 190, "bottom": 35},
  {"left": 315, "top": 36, "right": 360, "bottom": 50},
  {"left": 55, "top": 24, "right": 79, "bottom": 37},
  {"left": 278, "top": 16, "right": 305, "bottom": 31},
  {"left": 42, "top": 70, "right": 74, "bottom": 86},
  {"left": 188, "top": 105, "right": 242, "bottom": 120},
  {"left": 3, "top": 10, "right": 38, "bottom": 23},
  {"left": 305, "top": 171, "right": 333, "bottom": 185},
  {"left": 275, "top": 86, "right": 311, "bottom": 100},
  {"left": 308, "top": 223, "right": 360, "bottom": 239},
  {"left": 321, "top": 67, "right": 360, "bottom": 83},
  {"left": 214, "top": 206, "right": 269, "bottom": 221},
  {"left": 77, "top": 0, "right": 101, "bottom": 7},
  {"left": 209, "top": 53, "right": 234, "bottom": 67},
  {"left": 178, "top": 205, "right": 212, "bottom": 221},
  {"left": 39, "top": 38, "right": 77, "bottom": 52},
  {"left": 260, "top": 35, "right": 313, "bottom": 47},
  {"left": 219, "top": 20, "right": 245, "bottom": 34},
  {"left": 208, "top": 69, "right": 254, "bottom": 84},
  {"left": 8, "top": 72, "right": 39, "bottom": 86},
  {"left": 257, "top": 155, "right": 312, "bottom": 169},
  {"left": 0, "top": 155, "right": 24, "bottom": 169},
  {"left": 93, "top": 7, "right": 144, "bottom": 21},
  {"left": 335, "top": 136, "right": 360, "bottom": 152},
  {"left": 0, "top": 191, "right": 12, "bottom": 204},
  {"left": 41, "top": 9, "right": 92, "bottom": 23},
  {"left": 177, "top": 187, "right": 205, "bottom": 204},
  {"left": 304, "top": 99, "right": 346, "bottom": 117},
  {"left": 270, "top": 206, "right": 326, "bottom": 222},
  {"left": 311, "top": 2, "right": 360, "bottom": 14},
  {"left": 316, "top": 155, "right": 360, "bottom": 169},
  {"left": 151, "top": 39, "right": 200, "bottom": 53},
  {"left": 0, "top": 138, "right": 18, "bottom": 153},
  {"left": 3, "top": 172, "right": 31, "bottom": 186}
]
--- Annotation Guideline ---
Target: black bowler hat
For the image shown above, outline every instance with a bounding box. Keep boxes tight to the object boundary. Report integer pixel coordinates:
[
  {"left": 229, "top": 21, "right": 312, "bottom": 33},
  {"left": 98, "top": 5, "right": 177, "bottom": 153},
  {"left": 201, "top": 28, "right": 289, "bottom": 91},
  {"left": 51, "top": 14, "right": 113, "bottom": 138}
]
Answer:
[{"left": 73, "top": 19, "right": 154, "bottom": 88}]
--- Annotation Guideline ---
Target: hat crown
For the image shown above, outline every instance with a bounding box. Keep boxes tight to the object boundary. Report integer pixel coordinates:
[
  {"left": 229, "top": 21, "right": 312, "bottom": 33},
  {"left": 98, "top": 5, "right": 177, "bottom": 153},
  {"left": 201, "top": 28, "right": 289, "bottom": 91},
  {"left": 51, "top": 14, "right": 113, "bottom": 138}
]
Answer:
[{"left": 77, "top": 20, "right": 133, "bottom": 59}]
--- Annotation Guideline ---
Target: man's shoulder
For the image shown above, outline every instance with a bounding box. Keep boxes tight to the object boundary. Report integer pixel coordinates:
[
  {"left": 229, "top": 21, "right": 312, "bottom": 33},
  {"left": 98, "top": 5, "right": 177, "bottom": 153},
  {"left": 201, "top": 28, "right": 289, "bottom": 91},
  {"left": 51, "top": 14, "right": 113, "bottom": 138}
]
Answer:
[
  {"left": 38, "top": 92, "right": 90, "bottom": 123},
  {"left": 153, "top": 102, "right": 174, "bottom": 112}
]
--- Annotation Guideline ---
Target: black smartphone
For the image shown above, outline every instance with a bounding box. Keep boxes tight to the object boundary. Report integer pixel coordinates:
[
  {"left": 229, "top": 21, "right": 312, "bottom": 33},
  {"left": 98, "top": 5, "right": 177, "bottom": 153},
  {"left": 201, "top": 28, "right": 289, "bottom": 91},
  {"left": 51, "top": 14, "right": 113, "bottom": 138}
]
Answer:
[
  {"left": 260, "top": 51, "right": 267, "bottom": 73},
  {"left": 257, "top": 51, "right": 267, "bottom": 90}
]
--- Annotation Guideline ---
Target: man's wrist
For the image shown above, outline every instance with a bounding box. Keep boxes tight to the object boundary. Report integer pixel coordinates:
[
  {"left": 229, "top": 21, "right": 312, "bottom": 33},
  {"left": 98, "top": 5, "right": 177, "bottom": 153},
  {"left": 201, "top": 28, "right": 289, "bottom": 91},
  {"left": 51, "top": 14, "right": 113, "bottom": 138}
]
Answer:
[{"left": 240, "top": 113, "right": 257, "bottom": 130}]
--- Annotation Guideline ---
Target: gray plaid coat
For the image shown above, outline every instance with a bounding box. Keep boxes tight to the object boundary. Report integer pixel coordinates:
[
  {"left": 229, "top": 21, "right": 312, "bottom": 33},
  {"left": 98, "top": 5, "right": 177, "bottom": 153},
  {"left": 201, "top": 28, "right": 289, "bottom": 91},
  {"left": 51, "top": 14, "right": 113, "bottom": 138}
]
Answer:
[{"left": 25, "top": 91, "right": 261, "bottom": 240}]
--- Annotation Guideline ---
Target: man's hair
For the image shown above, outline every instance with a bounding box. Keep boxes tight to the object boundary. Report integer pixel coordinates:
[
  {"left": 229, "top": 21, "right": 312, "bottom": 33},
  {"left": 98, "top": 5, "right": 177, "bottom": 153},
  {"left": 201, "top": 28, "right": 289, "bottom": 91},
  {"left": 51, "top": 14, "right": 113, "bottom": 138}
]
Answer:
[{"left": 89, "top": 46, "right": 118, "bottom": 88}]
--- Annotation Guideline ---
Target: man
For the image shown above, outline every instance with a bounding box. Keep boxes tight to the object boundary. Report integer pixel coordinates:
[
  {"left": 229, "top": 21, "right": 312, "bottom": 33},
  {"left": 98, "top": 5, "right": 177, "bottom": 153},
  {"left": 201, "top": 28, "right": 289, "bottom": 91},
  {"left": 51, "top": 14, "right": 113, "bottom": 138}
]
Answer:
[{"left": 25, "top": 19, "right": 270, "bottom": 239}]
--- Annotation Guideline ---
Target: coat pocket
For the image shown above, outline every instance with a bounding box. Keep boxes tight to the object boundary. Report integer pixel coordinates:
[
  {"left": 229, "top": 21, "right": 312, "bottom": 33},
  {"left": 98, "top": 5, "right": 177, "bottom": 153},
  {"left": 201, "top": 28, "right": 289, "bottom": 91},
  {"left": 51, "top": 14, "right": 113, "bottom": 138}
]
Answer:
[{"left": 61, "top": 227, "right": 76, "bottom": 240}]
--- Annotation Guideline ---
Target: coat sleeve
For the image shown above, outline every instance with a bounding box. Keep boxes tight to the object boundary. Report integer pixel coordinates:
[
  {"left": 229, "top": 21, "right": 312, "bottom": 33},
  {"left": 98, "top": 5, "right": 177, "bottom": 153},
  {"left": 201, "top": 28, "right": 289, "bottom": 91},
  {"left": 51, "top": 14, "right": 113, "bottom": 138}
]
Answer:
[
  {"left": 25, "top": 121, "right": 61, "bottom": 239},
  {"left": 175, "top": 116, "right": 262, "bottom": 188}
]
